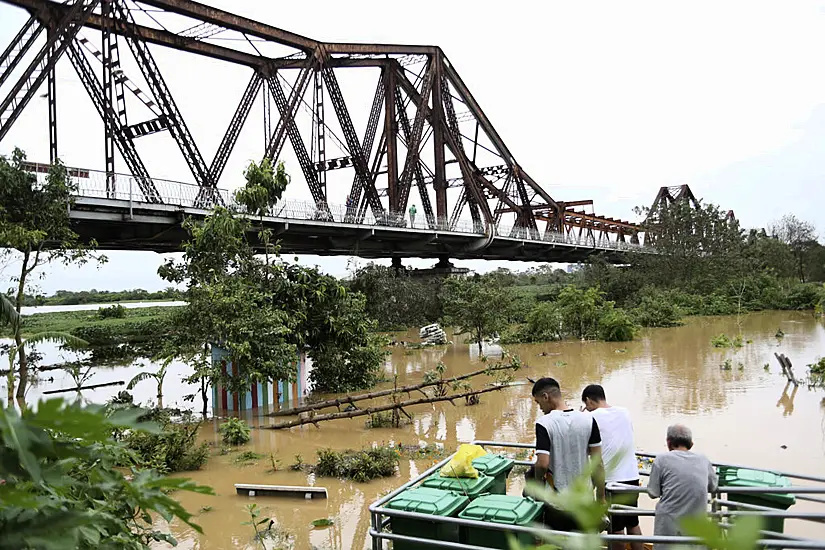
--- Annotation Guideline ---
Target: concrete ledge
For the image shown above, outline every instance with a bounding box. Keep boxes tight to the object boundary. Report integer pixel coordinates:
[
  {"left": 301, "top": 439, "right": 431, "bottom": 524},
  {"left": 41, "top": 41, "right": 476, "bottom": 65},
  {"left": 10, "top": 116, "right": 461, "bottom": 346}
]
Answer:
[{"left": 235, "top": 483, "right": 328, "bottom": 499}]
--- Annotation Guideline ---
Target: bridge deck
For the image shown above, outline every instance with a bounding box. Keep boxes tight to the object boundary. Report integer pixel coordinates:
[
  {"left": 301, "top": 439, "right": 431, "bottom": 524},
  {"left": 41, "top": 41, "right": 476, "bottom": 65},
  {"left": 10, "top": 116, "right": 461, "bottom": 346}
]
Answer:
[
  {"left": 33, "top": 165, "right": 646, "bottom": 262},
  {"left": 69, "top": 195, "right": 646, "bottom": 262}
]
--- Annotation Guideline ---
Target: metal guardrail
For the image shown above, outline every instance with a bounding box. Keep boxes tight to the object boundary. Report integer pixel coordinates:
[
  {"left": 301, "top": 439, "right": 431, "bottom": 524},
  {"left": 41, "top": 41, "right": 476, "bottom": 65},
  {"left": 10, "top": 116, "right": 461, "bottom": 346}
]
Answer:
[
  {"left": 22, "top": 162, "right": 650, "bottom": 253},
  {"left": 368, "top": 439, "right": 825, "bottom": 550}
]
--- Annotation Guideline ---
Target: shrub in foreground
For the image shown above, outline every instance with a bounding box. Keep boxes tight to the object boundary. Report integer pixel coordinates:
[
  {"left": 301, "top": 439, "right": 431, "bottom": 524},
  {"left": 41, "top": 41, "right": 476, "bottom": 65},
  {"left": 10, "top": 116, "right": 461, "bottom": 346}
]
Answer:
[{"left": 315, "top": 446, "right": 399, "bottom": 482}]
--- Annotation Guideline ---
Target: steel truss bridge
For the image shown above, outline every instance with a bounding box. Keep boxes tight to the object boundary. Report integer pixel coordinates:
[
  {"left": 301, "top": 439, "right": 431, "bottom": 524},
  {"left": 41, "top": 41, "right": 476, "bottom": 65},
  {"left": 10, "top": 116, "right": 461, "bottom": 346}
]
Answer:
[{"left": 0, "top": 0, "right": 646, "bottom": 262}]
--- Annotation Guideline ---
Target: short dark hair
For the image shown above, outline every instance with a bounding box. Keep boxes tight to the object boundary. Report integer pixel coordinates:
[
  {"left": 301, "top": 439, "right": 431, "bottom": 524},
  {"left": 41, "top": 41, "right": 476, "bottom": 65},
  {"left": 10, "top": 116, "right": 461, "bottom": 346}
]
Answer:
[
  {"left": 666, "top": 424, "right": 694, "bottom": 449},
  {"left": 532, "top": 377, "right": 560, "bottom": 396},
  {"left": 581, "top": 384, "right": 606, "bottom": 402}
]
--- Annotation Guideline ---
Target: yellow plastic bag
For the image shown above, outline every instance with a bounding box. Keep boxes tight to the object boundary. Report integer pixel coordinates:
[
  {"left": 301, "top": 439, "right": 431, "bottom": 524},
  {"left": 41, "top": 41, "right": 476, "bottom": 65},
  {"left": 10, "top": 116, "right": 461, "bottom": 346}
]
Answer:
[{"left": 439, "top": 444, "right": 488, "bottom": 478}]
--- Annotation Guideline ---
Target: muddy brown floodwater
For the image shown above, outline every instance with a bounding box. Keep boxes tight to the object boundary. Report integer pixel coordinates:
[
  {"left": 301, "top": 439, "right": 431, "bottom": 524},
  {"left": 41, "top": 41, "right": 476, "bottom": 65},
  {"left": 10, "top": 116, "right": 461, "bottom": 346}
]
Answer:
[{"left": 145, "top": 311, "right": 825, "bottom": 550}]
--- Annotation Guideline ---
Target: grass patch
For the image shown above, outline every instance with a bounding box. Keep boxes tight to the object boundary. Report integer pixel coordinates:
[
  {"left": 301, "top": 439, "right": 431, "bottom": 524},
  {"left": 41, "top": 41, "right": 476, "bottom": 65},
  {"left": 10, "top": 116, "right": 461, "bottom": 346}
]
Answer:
[
  {"left": 315, "top": 446, "right": 399, "bottom": 482},
  {"left": 1, "top": 305, "right": 177, "bottom": 338}
]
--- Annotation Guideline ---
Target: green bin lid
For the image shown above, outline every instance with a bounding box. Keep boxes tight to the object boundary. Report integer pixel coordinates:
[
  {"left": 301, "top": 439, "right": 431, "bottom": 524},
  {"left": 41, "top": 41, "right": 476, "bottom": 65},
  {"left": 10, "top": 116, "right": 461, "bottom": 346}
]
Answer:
[
  {"left": 458, "top": 495, "right": 543, "bottom": 525},
  {"left": 472, "top": 454, "right": 515, "bottom": 477},
  {"left": 422, "top": 473, "right": 496, "bottom": 498},
  {"left": 718, "top": 468, "right": 796, "bottom": 507},
  {"left": 386, "top": 487, "right": 469, "bottom": 516}
]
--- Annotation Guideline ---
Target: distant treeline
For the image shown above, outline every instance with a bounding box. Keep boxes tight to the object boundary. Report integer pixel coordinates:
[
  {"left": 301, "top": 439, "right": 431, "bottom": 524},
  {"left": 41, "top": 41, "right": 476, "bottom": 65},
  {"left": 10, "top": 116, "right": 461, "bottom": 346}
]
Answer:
[
  {"left": 346, "top": 208, "right": 825, "bottom": 336},
  {"left": 16, "top": 287, "right": 184, "bottom": 306}
]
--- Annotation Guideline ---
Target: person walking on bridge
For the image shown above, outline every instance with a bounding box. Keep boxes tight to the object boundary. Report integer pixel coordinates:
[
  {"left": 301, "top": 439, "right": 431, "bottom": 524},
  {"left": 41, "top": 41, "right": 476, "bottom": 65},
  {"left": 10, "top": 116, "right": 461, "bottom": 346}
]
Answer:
[
  {"left": 408, "top": 204, "right": 417, "bottom": 227},
  {"left": 532, "top": 377, "right": 606, "bottom": 531},
  {"left": 647, "top": 424, "right": 718, "bottom": 546},
  {"left": 581, "top": 384, "right": 643, "bottom": 550}
]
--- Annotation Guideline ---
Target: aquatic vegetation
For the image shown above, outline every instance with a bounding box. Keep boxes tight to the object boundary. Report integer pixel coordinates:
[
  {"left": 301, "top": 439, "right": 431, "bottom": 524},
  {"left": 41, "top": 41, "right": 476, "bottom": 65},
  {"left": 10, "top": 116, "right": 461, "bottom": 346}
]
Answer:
[
  {"left": 311, "top": 518, "right": 334, "bottom": 528},
  {"left": 808, "top": 357, "right": 825, "bottom": 388},
  {"left": 266, "top": 453, "right": 282, "bottom": 473},
  {"left": 315, "top": 446, "right": 399, "bottom": 482},
  {"left": 711, "top": 333, "right": 743, "bottom": 348},
  {"left": 219, "top": 416, "right": 251, "bottom": 445},
  {"left": 234, "top": 451, "right": 265, "bottom": 464},
  {"left": 289, "top": 454, "right": 307, "bottom": 472}
]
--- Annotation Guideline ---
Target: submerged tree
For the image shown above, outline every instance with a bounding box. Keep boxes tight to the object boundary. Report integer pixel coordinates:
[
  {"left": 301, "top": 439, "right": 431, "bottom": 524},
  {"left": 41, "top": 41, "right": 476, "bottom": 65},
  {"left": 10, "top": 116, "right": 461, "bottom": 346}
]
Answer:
[
  {"left": 442, "top": 275, "right": 513, "bottom": 355},
  {"left": 0, "top": 148, "right": 105, "bottom": 399},
  {"left": 159, "top": 197, "right": 386, "bottom": 410}
]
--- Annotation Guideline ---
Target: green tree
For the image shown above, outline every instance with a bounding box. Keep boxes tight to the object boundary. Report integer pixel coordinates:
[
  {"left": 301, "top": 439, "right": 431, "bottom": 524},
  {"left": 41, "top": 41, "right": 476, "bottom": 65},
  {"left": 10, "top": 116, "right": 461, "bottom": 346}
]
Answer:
[
  {"left": 0, "top": 398, "right": 212, "bottom": 548},
  {"left": 234, "top": 159, "right": 289, "bottom": 269},
  {"left": 637, "top": 200, "right": 746, "bottom": 291},
  {"left": 159, "top": 204, "right": 386, "bottom": 408},
  {"left": 0, "top": 148, "right": 104, "bottom": 399},
  {"left": 442, "top": 276, "right": 512, "bottom": 354},
  {"left": 769, "top": 214, "right": 818, "bottom": 282},
  {"left": 127, "top": 359, "right": 172, "bottom": 409},
  {"left": 347, "top": 263, "right": 442, "bottom": 329}
]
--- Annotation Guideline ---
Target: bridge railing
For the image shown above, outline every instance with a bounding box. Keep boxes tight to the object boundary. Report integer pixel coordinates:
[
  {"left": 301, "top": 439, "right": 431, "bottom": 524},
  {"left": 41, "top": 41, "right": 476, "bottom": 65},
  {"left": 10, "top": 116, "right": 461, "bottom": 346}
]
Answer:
[{"left": 23, "top": 163, "right": 647, "bottom": 252}]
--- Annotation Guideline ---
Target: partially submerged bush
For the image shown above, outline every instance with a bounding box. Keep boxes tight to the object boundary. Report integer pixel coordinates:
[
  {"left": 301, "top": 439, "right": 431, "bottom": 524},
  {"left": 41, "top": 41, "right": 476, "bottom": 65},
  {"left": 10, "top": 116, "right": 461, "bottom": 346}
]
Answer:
[
  {"left": 220, "top": 417, "right": 251, "bottom": 446},
  {"left": 598, "top": 308, "right": 637, "bottom": 342},
  {"left": 315, "top": 446, "right": 399, "bottom": 482},
  {"left": 119, "top": 409, "right": 209, "bottom": 474},
  {"left": 711, "top": 333, "right": 743, "bottom": 349},
  {"left": 98, "top": 303, "right": 127, "bottom": 319},
  {"left": 630, "top": 290, "right": 684, "bottom": 327},
  {"left": 808, "top": 357, "right": 825, "bottom": 388}
]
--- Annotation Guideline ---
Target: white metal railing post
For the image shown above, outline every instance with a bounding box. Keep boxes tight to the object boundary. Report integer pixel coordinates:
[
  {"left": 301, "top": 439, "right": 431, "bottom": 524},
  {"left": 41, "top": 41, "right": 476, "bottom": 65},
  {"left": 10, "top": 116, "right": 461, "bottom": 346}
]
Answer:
[{"left": 128, "top": 177, "right": 133, "bottom": 219}]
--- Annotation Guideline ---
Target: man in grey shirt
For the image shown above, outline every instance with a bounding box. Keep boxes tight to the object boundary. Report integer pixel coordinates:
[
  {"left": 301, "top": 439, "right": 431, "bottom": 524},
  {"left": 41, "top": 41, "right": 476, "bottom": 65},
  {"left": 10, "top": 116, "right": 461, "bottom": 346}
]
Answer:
[
  {"left": 532, "top": 377, "right": 605, "bottom": 531},
  {"left": 647, "top": 424, "right": 718, "bottom": 544}
]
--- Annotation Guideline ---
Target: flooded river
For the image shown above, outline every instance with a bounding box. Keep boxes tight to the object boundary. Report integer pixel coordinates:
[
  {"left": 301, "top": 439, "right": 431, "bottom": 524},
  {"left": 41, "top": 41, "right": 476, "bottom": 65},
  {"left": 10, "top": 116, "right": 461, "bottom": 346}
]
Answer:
[{"left": 3, "top": 309, "right": 825, "bottom": 548}]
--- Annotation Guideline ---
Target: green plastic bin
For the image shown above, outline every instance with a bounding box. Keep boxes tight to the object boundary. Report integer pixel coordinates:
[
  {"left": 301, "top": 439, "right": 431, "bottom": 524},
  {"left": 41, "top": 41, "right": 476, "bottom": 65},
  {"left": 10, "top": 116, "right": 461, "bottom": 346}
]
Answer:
[
  {"left": 422, "top": 472, "right": 498, "bottom": 498},
  {"left": 458, "top": 494, "right": 543, "bottom": 549},
  {"left": 718, "top": 467, "right": 796, "bottom": 535},
  {"left": 472, "top": 454, "right": 515, "bottom": 495},
  {"left": 386, "top": 487, "right": 469, "bottom": 550}
]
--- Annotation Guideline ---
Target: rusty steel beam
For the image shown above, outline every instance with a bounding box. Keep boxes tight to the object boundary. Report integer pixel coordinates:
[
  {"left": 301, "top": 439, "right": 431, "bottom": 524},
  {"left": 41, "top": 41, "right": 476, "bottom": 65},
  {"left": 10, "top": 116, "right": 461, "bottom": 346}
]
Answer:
[
  {"left": 137, "top": 0, "right": 318, "bottom": 53},
  {"left": 495, "top": 200, "right": 594, "bottom": 215},
  {"left": 323, "top": 43, "right": 437, "bottom": 56},
  {"left": 3, "top": 0, "right": 268, "bottom": 67}
]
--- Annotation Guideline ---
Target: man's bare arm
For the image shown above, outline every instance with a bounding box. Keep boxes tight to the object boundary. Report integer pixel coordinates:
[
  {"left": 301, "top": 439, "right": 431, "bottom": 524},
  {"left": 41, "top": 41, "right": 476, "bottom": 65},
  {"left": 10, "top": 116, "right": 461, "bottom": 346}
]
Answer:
[
  {"left": 588, "top": 445, "right": 606, "bottom": 502},
  {"left": 535, "top": 452, "right": 550, "bottom": 483}
]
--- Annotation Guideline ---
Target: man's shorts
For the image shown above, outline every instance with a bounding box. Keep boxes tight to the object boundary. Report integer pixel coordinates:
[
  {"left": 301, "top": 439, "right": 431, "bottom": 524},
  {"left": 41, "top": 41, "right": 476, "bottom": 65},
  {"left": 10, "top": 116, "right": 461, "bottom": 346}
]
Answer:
[{"left": 607, "top": 479, "right": 640, "bottom": 532}]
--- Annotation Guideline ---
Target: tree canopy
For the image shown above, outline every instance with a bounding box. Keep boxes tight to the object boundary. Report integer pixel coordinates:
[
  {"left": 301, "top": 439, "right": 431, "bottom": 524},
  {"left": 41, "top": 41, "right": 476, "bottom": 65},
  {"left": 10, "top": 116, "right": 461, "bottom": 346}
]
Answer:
[{"left": 159, "top": 204, "right": 386, "bottom": 403}]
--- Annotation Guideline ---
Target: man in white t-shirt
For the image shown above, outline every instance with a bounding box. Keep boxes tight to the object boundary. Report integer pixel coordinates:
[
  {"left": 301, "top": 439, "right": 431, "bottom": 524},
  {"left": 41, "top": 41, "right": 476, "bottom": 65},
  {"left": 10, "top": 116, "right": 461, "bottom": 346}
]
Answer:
[{"left": 582, "top": 384, "right": 643, "bottom": 550}]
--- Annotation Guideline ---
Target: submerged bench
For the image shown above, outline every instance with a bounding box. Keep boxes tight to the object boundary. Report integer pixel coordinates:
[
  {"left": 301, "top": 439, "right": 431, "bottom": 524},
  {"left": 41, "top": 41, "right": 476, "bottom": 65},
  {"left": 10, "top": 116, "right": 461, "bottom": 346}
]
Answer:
[{"left": 234, "top": 483, "right": 328, "bottom": 500}]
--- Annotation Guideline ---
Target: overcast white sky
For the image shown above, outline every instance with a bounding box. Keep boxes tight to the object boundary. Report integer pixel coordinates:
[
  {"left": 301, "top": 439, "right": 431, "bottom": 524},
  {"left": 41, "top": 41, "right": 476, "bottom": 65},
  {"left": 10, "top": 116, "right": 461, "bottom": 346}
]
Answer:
[{"left": 1, "top": 0, "right": 824, "bottom": 294}]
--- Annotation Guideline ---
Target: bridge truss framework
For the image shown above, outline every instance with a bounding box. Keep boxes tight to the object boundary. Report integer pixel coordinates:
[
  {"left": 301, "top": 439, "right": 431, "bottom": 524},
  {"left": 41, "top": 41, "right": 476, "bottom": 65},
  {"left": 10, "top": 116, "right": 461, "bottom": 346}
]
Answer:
[{"left": 0, "top": 0, "right": 641, "bottom": 247}]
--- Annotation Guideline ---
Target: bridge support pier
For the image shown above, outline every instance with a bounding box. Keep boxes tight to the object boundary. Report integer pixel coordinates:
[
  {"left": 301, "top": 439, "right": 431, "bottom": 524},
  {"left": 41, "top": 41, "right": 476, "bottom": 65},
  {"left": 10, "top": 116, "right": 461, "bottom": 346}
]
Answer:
[{"left": 391, "top": 256, "right": 405, "bottom": 276}]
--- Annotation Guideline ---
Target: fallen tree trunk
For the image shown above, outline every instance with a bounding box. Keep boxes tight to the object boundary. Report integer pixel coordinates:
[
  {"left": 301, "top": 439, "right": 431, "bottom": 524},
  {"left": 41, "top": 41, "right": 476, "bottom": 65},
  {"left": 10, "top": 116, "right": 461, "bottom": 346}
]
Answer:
[
  {"left": 42, "top": 380, "right": 125, "bottom": 394},
  {"left": 268, "top": 362, "right": 521, "bottom": 417},
  {"left": 261, "top": 385, "right": 508, "bottom": 430},
  {"left": 0, "top": 364, "right": 75, "bottom": 376}
]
